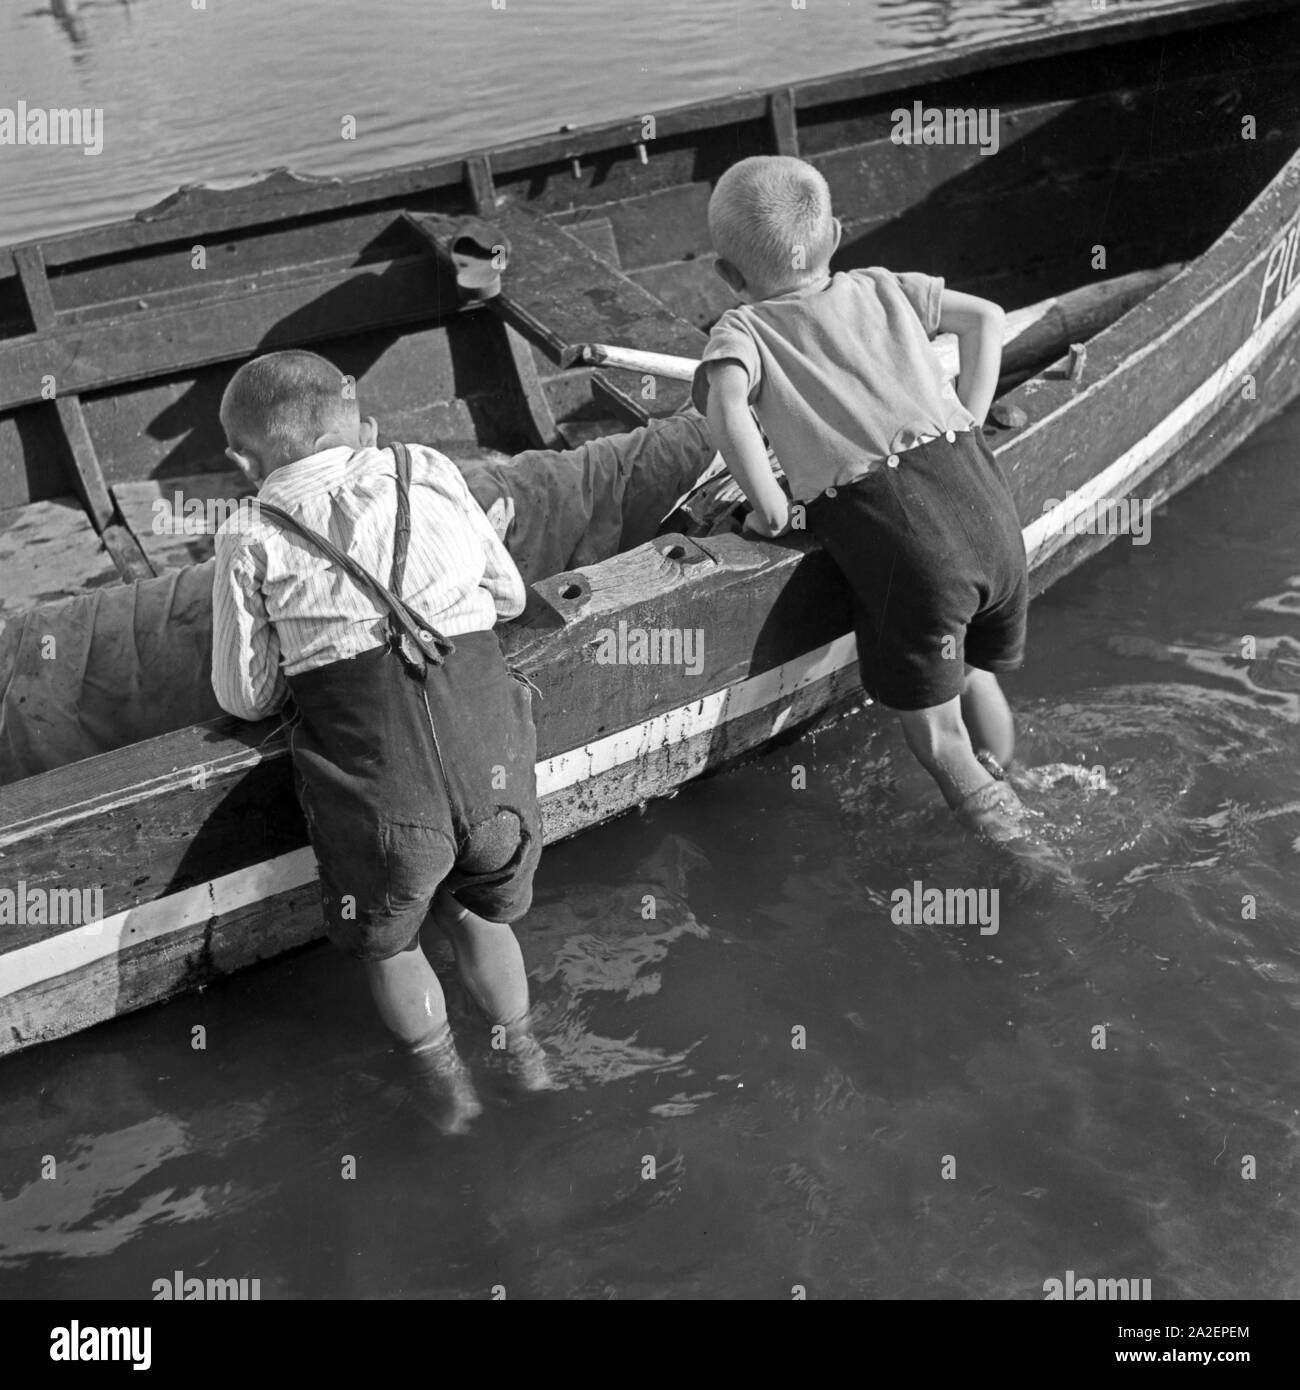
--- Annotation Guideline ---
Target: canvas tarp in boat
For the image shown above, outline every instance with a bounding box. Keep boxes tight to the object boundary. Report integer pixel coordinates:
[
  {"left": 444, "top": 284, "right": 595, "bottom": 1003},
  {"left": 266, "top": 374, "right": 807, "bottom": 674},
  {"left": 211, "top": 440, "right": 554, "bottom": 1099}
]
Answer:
[{"left": 0, "top": 413, "right": 715, "bottom": 784}]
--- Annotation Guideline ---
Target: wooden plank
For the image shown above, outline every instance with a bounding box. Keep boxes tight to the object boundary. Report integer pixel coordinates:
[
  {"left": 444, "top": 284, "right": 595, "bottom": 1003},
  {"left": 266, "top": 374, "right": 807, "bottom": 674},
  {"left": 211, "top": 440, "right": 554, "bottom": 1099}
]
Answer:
[
  {"left": 827, "top": 140, "right": 1292, "bottom": 270},
  {"left": 407, "top": 206, "right": 707, "bottom": 361},
  {"left": 100, "top": 523, "right": 155, "bottom": 584},
  {"left": 405, "top": 206, "right": 706, "bottom": 418},
  {"left": 12, "top": 246, "right": 117, "bottom": 531},
  {"left": 558, "top": 183, "right": 715, "bottom": 272},
  {"left": 12, "top": 245, "right": 56, "bottom": 324},
  {"left": 994, "top": 146, "right": 1300, "bottom": 537},
  {"left": 465, "top": 154, "right": 496, "bottom": 215},
  {"left": 770, "top": 88, "right": 799, "bottom": 157},
  {"left": 561, "top": 218, "right": 621, "bottom": 268},
  {"left": 33, "top": 164, "right": 469, "bottom": 273},
  {"left": 75, "top": 316, "right": 507, "bottom": 486},
  {"left": 0, "top": 256, "right": 448, "bottom": 414},
  {"left": 628, "top": 259, "right": 732, "bottom": 332},
  {"left": 502, "top": 323, "right": 562, "bottom": 449},
  {"left": 0, "top": 498, "right": 121, "bottom": 617},
  {"left": 112, "top": 472, "right": 257, "bottom": 573},
  {"left": 53, "top": 398, "right": 115, "bottom": 532},
  {"left": 49, "top": 211, "right": 426, "bottom": 325}
]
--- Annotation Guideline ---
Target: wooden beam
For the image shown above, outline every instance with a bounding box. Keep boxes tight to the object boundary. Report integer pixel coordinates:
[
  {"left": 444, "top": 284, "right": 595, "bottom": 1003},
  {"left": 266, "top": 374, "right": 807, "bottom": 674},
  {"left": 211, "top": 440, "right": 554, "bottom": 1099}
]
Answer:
[
  {"left": 13, "top": 245, "right": 57, "bottom": 323},
  {"left": 53, "top": 398, "right": 116, "bottom": 532},
  {"left": 770, "top": 87, "right": 799, "bottom": 156},
  {"left": 0, "top": 256, "right": 444, "bottom": 413},
  {"left": 503, "top": 324, "right": 562, "bottom": 448},
  {"left": 100, "top": 524, "right": 157, "bottom": 583},
  {"left": 13, "top": 245, "right": 116, "bottom": 532},
  {"left": 465, "top": 154, "right": 496, "bottom": 215}
]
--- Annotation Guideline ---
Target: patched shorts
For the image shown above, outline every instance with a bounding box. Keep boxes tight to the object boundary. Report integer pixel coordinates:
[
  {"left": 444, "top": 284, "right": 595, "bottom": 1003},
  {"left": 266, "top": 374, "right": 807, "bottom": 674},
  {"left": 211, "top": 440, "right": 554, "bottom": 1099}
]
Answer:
[
  {"left": 287, "top": 630, "right": 541, "bottom": 960},
  {"left": 805, "top": 428, "right": 1028, "bottom": 712}
]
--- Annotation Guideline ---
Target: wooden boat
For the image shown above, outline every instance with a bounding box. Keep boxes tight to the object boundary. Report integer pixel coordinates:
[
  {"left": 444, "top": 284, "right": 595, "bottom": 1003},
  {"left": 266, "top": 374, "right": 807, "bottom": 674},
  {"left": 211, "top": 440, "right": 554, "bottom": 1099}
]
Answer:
[{"left": 2, "top": 0, "right": 1299, "bottom": 1055}]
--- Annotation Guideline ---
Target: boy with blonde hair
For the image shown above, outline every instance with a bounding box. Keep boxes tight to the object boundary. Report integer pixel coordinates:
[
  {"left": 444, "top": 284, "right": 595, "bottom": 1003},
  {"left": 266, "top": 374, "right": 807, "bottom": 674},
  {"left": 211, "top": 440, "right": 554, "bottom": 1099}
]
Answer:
[{"left": 695, "top": 155, "right": 1031, "bottom": 837}]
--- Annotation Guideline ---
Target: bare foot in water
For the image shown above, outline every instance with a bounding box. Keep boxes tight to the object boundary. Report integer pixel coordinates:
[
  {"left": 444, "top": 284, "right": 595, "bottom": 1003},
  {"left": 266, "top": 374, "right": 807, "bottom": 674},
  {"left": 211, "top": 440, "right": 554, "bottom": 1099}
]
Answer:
[
  {"left": 955, "top": 777, "right": 1081, "bottom": 890},
  {"left": 407, "top": 1031, "right": 484, "bottom": 1135},
  {"left": 498, "top": 1017, "right": 561, "bottom": 1093},
  {"left": 508, "top": 1033, "right": 561, "bottom": 1093}
]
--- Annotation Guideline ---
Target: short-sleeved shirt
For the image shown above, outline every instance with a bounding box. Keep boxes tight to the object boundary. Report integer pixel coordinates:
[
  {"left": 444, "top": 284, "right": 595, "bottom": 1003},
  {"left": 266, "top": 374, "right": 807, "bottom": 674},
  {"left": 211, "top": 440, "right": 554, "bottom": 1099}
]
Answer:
[{"left": 691, "top": 268, "right": 974, "bottom": 502}]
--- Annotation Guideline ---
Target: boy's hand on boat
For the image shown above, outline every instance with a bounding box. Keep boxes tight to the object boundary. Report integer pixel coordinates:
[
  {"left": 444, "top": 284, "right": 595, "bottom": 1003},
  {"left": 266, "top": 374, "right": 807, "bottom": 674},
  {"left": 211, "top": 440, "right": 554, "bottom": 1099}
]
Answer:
[{"left": 742, "top": 506, "right": 792, "bottom": 539}]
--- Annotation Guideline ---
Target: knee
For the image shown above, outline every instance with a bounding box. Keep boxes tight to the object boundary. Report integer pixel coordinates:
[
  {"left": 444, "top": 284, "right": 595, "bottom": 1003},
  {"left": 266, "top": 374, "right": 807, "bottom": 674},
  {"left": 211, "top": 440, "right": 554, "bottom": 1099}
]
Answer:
[{"left": 962, "top": 664, "right": 995, "bottom": 695}]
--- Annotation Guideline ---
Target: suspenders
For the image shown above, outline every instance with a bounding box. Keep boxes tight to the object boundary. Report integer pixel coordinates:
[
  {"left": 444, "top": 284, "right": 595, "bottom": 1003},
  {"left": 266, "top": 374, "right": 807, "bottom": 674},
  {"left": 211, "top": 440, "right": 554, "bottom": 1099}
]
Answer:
[{"left": 254, "top": 442, "right": 455, "bottom": 676}]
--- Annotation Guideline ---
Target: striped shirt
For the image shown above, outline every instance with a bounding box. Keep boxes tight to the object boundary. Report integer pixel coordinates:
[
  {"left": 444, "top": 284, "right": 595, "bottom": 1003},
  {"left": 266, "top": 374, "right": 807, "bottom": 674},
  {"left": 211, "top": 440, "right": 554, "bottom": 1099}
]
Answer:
[{"left": 211, "top": 443, "right": 527, "bottom": 722}]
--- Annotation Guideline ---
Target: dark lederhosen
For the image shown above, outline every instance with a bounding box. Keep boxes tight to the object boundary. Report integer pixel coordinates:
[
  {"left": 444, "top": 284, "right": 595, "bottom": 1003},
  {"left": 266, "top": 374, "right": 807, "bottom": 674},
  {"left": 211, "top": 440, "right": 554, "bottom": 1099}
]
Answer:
[
  {"left": 265, "top": 444, "right": 541, "bottom": 961},
  {"left": 804, "top": 427, "right": 1028, "bottom": 712}
]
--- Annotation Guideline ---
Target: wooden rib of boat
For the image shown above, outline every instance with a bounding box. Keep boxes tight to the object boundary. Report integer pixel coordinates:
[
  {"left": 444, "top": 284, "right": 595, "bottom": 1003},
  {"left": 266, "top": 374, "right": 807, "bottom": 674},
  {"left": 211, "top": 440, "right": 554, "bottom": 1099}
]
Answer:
[{"left": 2, "top": 0, "right": 1299, "bottom": 1055}]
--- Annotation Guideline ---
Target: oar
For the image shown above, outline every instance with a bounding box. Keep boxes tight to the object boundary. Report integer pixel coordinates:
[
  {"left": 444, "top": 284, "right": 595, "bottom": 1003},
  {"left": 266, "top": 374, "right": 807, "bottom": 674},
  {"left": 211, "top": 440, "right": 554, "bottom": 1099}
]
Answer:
[
  {"left": 562, "top": 343, "right": 698, "bottom": 380},
  {"left": 565, "top": 264, "right": 1184, "bottom": 386}
]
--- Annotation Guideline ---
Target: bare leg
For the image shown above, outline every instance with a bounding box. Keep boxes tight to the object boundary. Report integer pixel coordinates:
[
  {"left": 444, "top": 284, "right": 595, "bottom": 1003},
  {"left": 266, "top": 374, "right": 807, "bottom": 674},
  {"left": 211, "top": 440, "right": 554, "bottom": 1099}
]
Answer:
[
  {"left": 363, "top": 947, "right": 483, "bottom": 1133},
  {"left": 433, "top": 893, "right": 558, "bottom": 1091},
  {"left": 960, "top": 665, "right": 1016, "bottom": 769},
  {"left": 896, "top": 696, "right": 1029, "bottom": 840},
  {"left": 897, "top": 698, "right": 1081, "bottom": 889}
]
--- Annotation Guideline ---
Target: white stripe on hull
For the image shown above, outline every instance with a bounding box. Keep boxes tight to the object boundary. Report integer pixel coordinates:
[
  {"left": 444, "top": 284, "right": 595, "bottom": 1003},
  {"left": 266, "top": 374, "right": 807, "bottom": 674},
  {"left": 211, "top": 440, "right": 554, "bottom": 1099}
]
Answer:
[
  {"left": 535, "top": 633, "right": 857, "bottom": 795},
  {"left": 1024, "top": 269, "right": 1300, "bottom": 561},
  {"left": 4, "top": 238, "right": 1298, "bottom": 1010},
  {"left": 1, "top": 637, "right": 859, "bottom": 1001}
]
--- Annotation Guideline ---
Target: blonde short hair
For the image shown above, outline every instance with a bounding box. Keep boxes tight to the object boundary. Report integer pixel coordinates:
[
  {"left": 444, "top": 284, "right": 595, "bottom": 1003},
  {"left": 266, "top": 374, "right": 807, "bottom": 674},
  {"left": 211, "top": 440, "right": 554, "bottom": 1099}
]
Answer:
[{"left": 708, "top": 156, "right": 836, "bottom": 295}]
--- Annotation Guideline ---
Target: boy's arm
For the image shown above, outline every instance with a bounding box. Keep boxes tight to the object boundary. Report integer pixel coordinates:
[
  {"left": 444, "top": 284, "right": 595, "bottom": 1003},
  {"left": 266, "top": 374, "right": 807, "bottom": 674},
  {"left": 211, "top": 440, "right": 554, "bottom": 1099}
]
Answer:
[
  {"left": 211, "top": 533, "right": 288, "bottom": 721},
  {"left": 704, "top": 361, "right": 790, "bottom": 538},
  {"left": 935, "top": 288, "right": 1006, "bottom": 427},
  {"left": 411, "top": 444, "right": 526, "bottom": 620},
  {"left": 475, "top": 507, "right": 528, "bottom": 619}
]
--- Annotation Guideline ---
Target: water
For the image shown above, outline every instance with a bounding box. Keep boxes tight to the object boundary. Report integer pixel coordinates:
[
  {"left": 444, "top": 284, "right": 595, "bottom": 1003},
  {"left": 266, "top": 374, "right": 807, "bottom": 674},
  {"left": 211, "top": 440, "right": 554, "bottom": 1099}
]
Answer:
[
  {"left": 1, "top": 399, "right": 1297, "bottom": 1299},
  {"left": 1, "top": 0, "right": 1153, "bottom": 247},
  {"left": 1, "top": 0, "right": 1297, "bottom": 1302}
]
